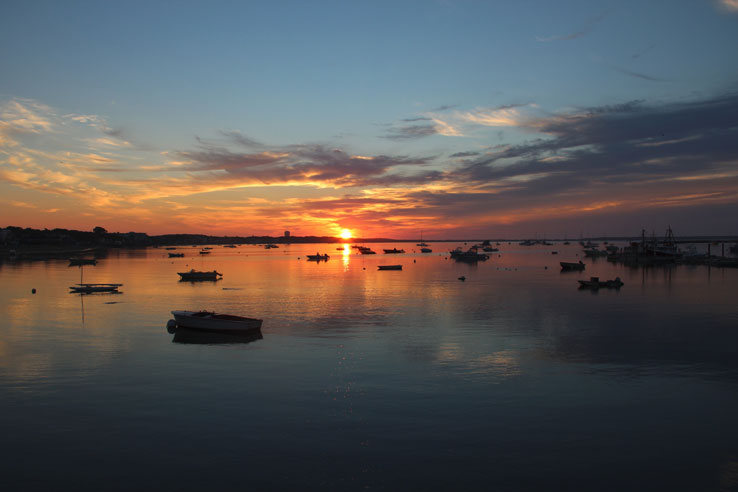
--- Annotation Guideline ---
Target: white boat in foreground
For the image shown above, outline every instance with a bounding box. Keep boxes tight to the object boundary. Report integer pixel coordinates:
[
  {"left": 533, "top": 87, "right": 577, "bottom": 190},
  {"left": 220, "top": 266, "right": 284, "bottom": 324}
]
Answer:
[{"left": 171, "top": 310, "right": 263, "bottom": 331}]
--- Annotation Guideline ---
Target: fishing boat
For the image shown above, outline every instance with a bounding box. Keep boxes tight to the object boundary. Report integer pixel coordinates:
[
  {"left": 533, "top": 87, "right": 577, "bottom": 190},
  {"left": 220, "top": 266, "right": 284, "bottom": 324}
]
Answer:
[
  {"left": 69, "top": 283, "right": 122, "bottom": 293},
  {"left": 168, "top": 253, "right": 185, "bottom": 258},
  {"left": 69, "top": 258, "right": 97, "bottom": 266},
  {"left": 578, "top": 276, "right": 624, "bottom": 289},
  {"left": 450, "top": 247, "right": 489, "bottom": 262},
  {"left": 306, "top": 254, "right": 330, "bottom": 261},
  {"left": 177, "top": 269, "right": 222, "bottom": 281},
  {"left": 171, "top": 310, "right": 262, "bottom": 332},
  {"left": 383, "top": 248, "right": 405, "bottom": 254},
  {"left": 378, "top": 265, "right": 402, "bottom": 270},
  {"left": 560, "top": 261, "right": 585, "bottom": 271}
]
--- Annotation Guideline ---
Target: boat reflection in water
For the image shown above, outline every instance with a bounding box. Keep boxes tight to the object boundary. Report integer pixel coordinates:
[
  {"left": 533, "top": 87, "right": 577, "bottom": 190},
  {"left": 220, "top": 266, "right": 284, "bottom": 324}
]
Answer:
[{"left": 166, "top": 325, "right": 263, "bottom": 345}]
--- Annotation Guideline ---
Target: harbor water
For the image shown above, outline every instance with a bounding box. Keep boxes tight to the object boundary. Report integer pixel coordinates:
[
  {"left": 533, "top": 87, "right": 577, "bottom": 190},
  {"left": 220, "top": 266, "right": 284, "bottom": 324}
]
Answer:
[{"left": 1, "top": 242, "right": 737, "bottom": 490}]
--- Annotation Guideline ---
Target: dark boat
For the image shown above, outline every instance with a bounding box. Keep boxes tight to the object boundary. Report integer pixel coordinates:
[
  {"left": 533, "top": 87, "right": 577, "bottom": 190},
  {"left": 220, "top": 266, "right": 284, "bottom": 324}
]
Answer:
[
  {"left": 450, "top": 247, "right": 489, "bottom": 262},
  {"left": 177, "top": 269, "right": 222, "bottom": 281},
  {"left": 578, "top": 276, "right": 623, "bottom": 289},
  {"left": 306, "top": 254, "right": 330, "bottom": 261},
  {"left": 69, "top": 283, "right": 122, "bottom": 293},
  {"left": 171, "top": 310, "right": 262, "bottom": 331},
  {"left": 377, "top": 265, "right": 402, "bottom": 270},
  {"left": 560, "top": 261, "right": 585, "bottom": 271},
  {"left": 383, "top": 248, "right": 405, "bottom": 254}
]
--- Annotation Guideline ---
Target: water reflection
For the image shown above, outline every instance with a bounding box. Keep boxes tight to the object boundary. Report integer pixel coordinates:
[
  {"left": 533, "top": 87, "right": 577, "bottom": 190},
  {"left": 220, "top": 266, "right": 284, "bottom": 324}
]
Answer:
[{"left": 168, "top": 326, "right": 263, "bottom": 345}]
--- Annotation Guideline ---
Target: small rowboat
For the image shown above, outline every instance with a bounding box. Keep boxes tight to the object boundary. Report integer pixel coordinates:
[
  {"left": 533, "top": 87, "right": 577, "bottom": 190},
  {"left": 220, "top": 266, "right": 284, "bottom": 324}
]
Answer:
[
  {"left": 171, "top": 310, "right": 263, "bottom": 332},
  {"left": 377, "top": 265, "right": 402, "bottom": 270},
  {"left": 178, "top": 269, "right": 222, "bottom": 281},
  {"left": 69, "top": 283, "right": 122, "bottom": 293},
  {"left": 560, "top": 261, "right": 585, "bottom": 270},
  {"left": 306, "top": 254, "right": 330, "bottom": 261}
]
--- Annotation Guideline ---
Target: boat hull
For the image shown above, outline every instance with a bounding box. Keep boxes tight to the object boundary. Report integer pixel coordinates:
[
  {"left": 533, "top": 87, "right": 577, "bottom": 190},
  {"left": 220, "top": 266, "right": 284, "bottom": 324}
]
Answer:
[
  {"left": 171, "top": 311, "right": 263, "bottom": 331},
  {"left": 177, "top": 270, "right": 222, "bottom": 281},
  {"left": 378, "top": 265, "right": 402, "bottom": 270}
]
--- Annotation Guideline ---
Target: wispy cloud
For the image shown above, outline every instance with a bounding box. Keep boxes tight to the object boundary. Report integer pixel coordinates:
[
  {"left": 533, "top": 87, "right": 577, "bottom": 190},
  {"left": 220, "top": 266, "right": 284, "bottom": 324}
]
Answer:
[
  {"left": 381, "top": 123, "right": 439, "bottom": 140},
  {"left": 536, "top": 12, "right": 607, "bottom": 42},
  {"left": 459, "top": 104, "right": 529, "bottom": 127},
  {"left": 608, "top": 64, "right": 667, "bottom": 82},
  {"left": 631, "top": 44, "right": 655, "bottom": 59}
]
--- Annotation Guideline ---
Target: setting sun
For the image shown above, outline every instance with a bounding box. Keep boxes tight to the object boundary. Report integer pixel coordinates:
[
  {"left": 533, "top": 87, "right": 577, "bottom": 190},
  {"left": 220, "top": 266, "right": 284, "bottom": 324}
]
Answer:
[{"left": 340, "top": 229, "right": 352, "bottom": 240}]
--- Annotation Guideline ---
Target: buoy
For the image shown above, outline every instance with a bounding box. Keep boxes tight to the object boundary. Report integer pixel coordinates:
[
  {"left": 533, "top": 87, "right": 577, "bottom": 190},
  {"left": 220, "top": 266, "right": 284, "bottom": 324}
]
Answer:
[
  {"left": 458, "top": 276, "right": 466, "bottom": 281},
  {"left": 166, "top": 319, "right": 177, "bottom": 333},
  {"left": 32, "top": 288, "right": 36, "bottom": 294}
]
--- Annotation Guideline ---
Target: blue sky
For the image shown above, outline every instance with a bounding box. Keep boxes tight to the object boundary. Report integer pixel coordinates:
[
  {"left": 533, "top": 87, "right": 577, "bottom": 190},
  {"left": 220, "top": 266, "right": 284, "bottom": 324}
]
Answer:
[{"left": 1, "top": 0, "right": 737, "bottom": 237}]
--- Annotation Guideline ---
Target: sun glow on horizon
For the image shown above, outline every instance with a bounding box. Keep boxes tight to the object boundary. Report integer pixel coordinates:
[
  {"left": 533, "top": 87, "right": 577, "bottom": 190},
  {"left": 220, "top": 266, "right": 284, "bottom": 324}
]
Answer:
[{"left": 340, "top": 228, "right": 352, "bottom": 240}]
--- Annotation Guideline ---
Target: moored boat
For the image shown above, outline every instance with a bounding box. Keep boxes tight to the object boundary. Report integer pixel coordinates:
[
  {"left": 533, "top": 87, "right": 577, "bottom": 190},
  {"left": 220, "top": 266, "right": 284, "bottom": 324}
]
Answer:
[
  {"left": 560, "top": 261, "right": 585, "bottom": 271},
  {"left": 577, "top": 276, "right": 624, "bottom": 289},
  {"left": 450, "top": 247, "right": 489, "bottom": 262},
  {"left": 177, "top": 269, "right": 222, "bottom": 281},
  {"left": 377, "top": 265, "right": 402, "bottom": 270},
  {"left": 383, "top": 248, "right": 405, "bottom": 254},
  {"left": 306, "top": 254, "right": 330, "bottom": 261},
  {"left": 420, "top": 247, "right": 432, "bottom": 253},
  {"left": 168, "top": 253, "right": 185, "bottom": 257},
  {"left": 69, "top": 283, "right": 122, "bottom": 293},
  {"left": 171, "top": 310, "right": 262, "bottom": 331}
]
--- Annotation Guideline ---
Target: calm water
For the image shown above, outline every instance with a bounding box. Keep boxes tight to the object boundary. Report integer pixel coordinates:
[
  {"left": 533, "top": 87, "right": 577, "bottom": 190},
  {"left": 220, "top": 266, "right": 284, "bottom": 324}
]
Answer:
[{"left": 2, "top": 243, "right": 737, "bottom": 491}]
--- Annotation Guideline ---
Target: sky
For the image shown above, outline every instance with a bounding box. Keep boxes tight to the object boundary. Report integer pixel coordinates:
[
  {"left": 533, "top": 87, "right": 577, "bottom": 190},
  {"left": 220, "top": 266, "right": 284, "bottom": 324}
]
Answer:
[{"left": 1, "top": 0, "right": 737, "bottom": 239}]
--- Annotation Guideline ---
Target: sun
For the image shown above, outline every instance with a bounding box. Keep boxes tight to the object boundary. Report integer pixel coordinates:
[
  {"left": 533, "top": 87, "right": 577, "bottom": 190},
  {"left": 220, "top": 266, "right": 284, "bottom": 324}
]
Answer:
[{"left": 340, "top": 229, "right": 352, "bottom": 240}]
